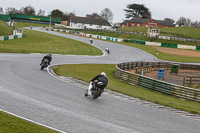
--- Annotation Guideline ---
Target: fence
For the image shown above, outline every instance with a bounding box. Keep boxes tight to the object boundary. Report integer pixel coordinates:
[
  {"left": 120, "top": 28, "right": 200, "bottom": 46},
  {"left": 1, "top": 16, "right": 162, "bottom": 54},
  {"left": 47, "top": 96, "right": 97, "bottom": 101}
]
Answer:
[
  {"left": 183, "top": 76, "right": 200, "bottom": 86},
  {"left": 115, "top": 62, "right": 200, "bottom": 102}
]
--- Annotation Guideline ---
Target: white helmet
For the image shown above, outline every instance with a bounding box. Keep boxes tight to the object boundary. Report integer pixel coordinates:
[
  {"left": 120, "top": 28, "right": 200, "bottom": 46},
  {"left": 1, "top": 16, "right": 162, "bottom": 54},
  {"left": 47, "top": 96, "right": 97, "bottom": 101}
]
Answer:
[{"left": 101, "top": 72, "right": 106, "bottom": 77}]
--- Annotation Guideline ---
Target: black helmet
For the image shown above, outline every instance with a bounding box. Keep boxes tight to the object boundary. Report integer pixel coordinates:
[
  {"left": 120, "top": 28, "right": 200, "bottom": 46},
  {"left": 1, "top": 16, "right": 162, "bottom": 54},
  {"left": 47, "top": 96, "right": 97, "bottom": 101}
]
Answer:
[{"left": 48, "top": 54, "right": 52, "bottom": 57}]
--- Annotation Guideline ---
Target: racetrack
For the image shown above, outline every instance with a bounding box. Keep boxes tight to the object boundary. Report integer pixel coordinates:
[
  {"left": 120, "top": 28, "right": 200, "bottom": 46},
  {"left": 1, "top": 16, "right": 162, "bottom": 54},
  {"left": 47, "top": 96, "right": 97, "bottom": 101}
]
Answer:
[{"left": 0, "top": 28, "right": 199, "bottom": 133}]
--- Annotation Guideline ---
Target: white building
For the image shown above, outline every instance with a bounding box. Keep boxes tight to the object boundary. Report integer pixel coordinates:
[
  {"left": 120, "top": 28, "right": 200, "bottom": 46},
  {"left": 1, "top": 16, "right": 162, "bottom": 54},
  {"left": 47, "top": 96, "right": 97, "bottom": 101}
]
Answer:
[{"left": 69, "top": 16, "right": 112, "bottom": 30}]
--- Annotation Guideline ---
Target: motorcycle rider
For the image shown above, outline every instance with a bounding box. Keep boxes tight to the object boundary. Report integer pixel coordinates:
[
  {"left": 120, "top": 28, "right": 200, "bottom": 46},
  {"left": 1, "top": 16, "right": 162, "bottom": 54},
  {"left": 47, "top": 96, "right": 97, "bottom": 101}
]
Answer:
[
  {"left": 105, "top": 47, "right": 109, "bottom": 54},
  {"left": 85, "top": 72, "right": 108, "bottom": 97},
  {"left": 41, "top": 54, "right": 52, "bottom": 65},
  {"left": 89, "top": 38, "right": 93, "bottom": 44}
]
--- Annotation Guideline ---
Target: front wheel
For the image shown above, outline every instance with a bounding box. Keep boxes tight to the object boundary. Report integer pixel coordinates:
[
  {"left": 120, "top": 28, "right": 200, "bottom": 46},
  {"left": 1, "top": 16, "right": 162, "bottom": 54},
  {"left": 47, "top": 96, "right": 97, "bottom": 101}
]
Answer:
[
  {"left": 41, "top": 65, "right": 45, "bottom": 70},
  {"left": 92, "top": 89, "right": 102, "bottom": 99}
]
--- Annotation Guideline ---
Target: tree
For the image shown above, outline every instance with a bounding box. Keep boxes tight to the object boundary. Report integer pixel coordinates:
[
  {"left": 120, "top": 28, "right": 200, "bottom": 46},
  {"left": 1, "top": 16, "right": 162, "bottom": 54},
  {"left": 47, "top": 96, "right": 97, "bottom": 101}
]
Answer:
[
  {"left": 5, "top": 7, "right": 19, "bottom": 15},
  {"left": 191, "top": 21, "right": 199, "bottom": 28},
  {"left": 124, "top": 4, "right": 151, "bottom": 19},
  {"left": 37, "top": 9, "right": 45, "bottom": 16},
  {"left": 20, "top": 5, "right": 35, "bottom": 15},
  {"left": 185, "top": 18, "right": 192, "bottom": 27},
  {"left": 62, "top": 12, "right": 71, "bottom": 21},
  {"left": 100, "top": 8, "right": 113, "bottom": 22},
  {"left": 51, "top": 9, "right": 64, "bottom": 19},
  {"left": 164, "top": 18, "right": 175, "bottom": 24},
  {"left": 69, "top": 12, "right": 76, "bottom": 17},
  {"left": 0, "top": 7, "right": 3, "bottom": 14},
  {"left": 176, "top": 17, "right": 187, "bottom": 26},
  {"left": 86, "top": 13, "right": 101, "bottom": 19}
]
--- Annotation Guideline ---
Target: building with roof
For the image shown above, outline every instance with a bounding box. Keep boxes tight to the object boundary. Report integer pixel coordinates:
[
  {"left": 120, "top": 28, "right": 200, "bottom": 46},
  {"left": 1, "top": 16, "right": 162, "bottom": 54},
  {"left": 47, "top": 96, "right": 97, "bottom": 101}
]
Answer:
[
  {"left": 69, "top": 16, "right": 112, "bottom": 30},
  {"left": 120, "top": 18, "right": 175, "bottom": 28}
]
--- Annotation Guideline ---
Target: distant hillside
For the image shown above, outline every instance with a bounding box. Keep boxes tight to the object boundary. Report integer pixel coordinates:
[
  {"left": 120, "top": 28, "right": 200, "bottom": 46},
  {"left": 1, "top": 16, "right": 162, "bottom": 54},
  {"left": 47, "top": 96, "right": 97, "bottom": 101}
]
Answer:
[
  {"left": 117, "top": 27, "right": 200, "bottom": 40},
  {"left": 0, "top": 20, "right": 13, "bottom": 36}
]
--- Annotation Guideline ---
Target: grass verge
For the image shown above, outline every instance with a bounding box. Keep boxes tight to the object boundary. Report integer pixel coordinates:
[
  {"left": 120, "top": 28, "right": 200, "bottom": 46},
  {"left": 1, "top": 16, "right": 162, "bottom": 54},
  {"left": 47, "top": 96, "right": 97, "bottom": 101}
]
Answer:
[
  {"left": 121, "top": 42, "right": 200, "bottom": 63},
  {"left": 0, "top": 20, "right": 13, "bottom": 36},
  {"left": 78, "top": 28, "right": 200, "bottom": 46},
  {"left": 53, "top": 64, "right": 200, "bottom": 115},
  {"left": 117, "top": 27, "right": 200, "bottom": 40},
  {"left": 0, "top": 111, "right": 58, "bottom": 133},
  {"left": 0, "top": 29, "right": 102, "bottom": 55},
  {"left": 14, "top": 22, "right": 53, "bottom": 28},
  {"left": 56, "top": 29, "right": 200, "bottom": 63}
]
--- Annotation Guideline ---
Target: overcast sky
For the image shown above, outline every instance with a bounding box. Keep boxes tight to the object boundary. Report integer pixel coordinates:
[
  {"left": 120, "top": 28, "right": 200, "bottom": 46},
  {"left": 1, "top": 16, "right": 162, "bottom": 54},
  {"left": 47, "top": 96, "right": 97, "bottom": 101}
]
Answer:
[{"left": 1, "top": 0, "right": 199, "bottom": 23}]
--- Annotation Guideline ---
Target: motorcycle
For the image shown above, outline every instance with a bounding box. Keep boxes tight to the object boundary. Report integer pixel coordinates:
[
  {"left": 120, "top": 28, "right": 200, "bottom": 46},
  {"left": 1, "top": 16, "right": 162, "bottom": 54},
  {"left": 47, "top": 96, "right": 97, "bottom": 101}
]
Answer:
[
  {"left": 85, "top": 81, "right": 105, "bottom": 99},
  {"left": 90, "top": 39, "right": 93, "bottom": 44},
  {"left": 40, "top": 59, "right": 49, "bottom": 70},
  {"left": 106, "top": 48, "right": 110, "bottom": 54}
]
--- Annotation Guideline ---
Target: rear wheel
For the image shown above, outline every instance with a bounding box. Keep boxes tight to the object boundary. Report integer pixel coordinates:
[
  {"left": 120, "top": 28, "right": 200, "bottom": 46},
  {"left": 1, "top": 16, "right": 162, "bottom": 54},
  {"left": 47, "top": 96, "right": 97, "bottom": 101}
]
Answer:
[{"left": 84, "top": 90, "right": 88, "bottom": 97}]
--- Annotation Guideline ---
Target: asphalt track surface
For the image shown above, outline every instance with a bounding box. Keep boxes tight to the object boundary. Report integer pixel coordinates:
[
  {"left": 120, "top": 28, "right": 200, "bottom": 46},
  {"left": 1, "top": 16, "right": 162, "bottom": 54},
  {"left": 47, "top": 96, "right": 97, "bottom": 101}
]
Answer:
[{"left": 0, "top": 27, "right": 200, "bottom": 133}]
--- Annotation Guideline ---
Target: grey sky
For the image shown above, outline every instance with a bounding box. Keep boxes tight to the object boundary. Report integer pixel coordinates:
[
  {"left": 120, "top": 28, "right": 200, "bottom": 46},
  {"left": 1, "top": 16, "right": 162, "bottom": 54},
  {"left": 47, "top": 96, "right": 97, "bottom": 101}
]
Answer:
[{"left": 1, "top": 0, "right": 199, "bottom": 23}]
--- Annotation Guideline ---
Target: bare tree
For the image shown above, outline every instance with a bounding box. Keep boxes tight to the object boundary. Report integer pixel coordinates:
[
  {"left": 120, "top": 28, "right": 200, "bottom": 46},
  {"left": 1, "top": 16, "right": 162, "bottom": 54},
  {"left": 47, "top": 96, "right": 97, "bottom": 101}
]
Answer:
[
  {"left": 100, "top": 8, "right": 113, "bottom": 22},
  {"left": 185, "top": 18, "right": 192, "bottom": 27},
  {"left": 0, "top": 7, "right": 3, "bottom": 14},
  {"left": 191, "top": 21, "right": 199, "bottom": 28},
  {"left": 69, "top": 11, "right": 76, "bottom": 17},
  {"left": 164, "top": 18, "right": 175, "bottom": 24},
  {"left": 20, "top": 5, "right": 35, "bottom": 15},
  {"left": 62, "top": 12, "right": 70, "bottom": 21},
  {"left": 86, "top": 12, "right": 101, "bottom": 19},
  {"left": 5, "top": 7, "right": 19, "bottom": 15},
  {"left": 37, "top": 9, "right": 45, "bottom": 16},
  {"left": 176, "top": 17, "right": 187, "bottom": 26}
]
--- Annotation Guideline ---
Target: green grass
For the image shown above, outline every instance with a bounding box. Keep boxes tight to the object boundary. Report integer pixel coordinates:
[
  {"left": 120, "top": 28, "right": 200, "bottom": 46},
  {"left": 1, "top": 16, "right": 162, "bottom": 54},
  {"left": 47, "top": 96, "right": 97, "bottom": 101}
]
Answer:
[
  {"left": 56, "top": 29, "right": 200, "bottom": 63},
  {"left": 80, "top": 30, "right": 200, "bottom": 46},
  {"left": 0, "top": 29, "right": 102, "bottom": 55},
  {"left": 0, "top": 111, "right": 58, "bottom": 133},
  {"left": 53, "top": 64, "right": 200, "bottom": 114},
  {"left": 117, "top": 27, "right": 148, "bottom": 33},
  {"left": 14, "top": 22, "right": 52, "bottom": 28},
  {"left": 118, "top": 27, "right": 200, "bottom": 40},
  {"left": 121, "top": 42, "right": 200, "bottom": 63},
  {"left": 0, "top": 20, "right": 13, "bottom": 36}
]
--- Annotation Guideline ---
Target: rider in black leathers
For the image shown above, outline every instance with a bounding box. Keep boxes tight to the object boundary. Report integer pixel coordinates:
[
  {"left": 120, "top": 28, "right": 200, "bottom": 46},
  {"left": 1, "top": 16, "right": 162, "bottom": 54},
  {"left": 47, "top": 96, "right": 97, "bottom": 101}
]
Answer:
[
  {"left": 91, "top": 72, "right": 108, "bottom": 89},
  {"left": 85, "top": 72, "right": 108, "bottom": 97},
  {"left": 41, "top": 54, "right": 52, "bottom": 65}
]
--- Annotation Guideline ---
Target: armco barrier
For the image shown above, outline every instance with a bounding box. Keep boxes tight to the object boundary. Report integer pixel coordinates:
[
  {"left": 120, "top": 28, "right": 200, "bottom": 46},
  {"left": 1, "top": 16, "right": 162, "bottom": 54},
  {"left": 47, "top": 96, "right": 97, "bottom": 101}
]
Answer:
[
  {"left": 4, "top": 36, "right": 9, "bottom": 40},
  {"left": 146, "top": 41, "right": 161, "bottom": 47},
  {"left": 177, "top": 44, "right": 196, "bottom": 50},
  {"left": 196, "top": 46, "right": 200, "bottom": 51},
  {"left": 0, "top": 36, "right": 4, "bottom": 41},
  {"left": 161, "top": 43, "right": 178, "bottom": 48},
  {"left": 116, "top": 62, "right": 200, "bottom": 102}
]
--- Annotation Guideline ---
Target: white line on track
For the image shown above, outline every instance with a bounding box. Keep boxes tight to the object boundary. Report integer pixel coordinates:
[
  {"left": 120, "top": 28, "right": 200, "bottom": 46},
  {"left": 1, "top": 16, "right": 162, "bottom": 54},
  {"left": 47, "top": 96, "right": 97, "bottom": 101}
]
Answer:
[{"left": 0, "top": 108, "right": 67, "bottom": 133}]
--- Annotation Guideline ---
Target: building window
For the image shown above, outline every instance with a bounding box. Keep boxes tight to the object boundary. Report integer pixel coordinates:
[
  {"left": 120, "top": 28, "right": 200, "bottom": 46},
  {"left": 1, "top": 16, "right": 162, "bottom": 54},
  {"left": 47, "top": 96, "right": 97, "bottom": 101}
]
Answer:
[
  {"left": 132, "top": 24, "right": 134, "bottom": 26},
  {"left": 137, "top": 24, "right": 140, "bottom": 27}
]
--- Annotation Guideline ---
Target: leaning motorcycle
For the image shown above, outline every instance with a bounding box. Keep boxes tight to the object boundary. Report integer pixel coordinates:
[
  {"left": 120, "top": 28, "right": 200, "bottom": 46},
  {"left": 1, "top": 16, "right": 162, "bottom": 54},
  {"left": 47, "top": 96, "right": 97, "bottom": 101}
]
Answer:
[
  {"left": 85, "top": 81, "right": 105, "bottom": 99},
  {"left": 40, "top": 59, "right": 49, "bottom": 70},
  {"left": 106, "top": 48, "right": 110, "bottom": 54}
]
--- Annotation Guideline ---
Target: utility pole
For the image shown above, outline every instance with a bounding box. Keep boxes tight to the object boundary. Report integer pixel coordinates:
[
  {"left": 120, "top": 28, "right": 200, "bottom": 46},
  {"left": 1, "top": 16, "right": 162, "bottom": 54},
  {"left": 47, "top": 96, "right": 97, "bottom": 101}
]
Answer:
[{"left": 48, "top": 11, "right": 51, "bottom": 28}]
